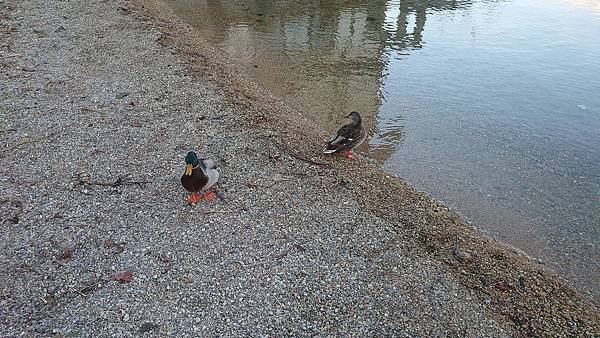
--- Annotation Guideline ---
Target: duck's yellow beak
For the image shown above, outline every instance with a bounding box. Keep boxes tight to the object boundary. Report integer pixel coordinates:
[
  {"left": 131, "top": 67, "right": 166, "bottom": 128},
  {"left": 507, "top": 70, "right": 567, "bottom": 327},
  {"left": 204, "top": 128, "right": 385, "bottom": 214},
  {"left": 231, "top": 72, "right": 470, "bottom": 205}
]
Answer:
[{"left": 185, "top": 164, "right": 193, "bottom": 176}]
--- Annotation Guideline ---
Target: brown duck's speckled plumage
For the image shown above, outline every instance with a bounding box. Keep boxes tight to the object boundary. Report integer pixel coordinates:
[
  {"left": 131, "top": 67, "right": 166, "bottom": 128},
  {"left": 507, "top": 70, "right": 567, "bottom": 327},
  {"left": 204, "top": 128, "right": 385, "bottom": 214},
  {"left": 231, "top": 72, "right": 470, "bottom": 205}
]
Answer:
[{"left": 324, "top": 112, "right": 366, "bottom": 154}]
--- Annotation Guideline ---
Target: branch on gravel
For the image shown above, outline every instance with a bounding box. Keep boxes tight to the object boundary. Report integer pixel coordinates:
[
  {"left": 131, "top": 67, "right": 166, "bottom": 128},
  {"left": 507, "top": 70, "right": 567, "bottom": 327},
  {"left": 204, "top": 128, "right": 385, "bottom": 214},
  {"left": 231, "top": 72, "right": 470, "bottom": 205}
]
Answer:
[
  {"left": 266, "top": 137, "right": 332, "bottom": 168},
  {"left": 76, "top": 174, "right": 150, "bottom": 188}
]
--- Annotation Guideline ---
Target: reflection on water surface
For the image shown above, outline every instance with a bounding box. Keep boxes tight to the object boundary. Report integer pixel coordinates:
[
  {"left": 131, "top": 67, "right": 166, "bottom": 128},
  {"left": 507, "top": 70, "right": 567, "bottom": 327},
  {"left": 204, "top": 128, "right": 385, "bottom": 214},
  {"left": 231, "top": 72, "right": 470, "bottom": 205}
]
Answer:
[{"left": 169, "top": 0, "right": 600, "bottom": 301}]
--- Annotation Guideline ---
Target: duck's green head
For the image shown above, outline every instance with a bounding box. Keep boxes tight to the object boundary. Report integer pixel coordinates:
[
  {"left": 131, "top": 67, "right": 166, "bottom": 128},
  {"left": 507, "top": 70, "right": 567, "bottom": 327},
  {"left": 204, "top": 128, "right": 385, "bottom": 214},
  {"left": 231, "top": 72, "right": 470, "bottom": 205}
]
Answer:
[
  {"left": 347, "top": 111, "right": 362, "bottom": 124},
  {"left": 184, "top": 151, "right": 199, "bottom": 176}
]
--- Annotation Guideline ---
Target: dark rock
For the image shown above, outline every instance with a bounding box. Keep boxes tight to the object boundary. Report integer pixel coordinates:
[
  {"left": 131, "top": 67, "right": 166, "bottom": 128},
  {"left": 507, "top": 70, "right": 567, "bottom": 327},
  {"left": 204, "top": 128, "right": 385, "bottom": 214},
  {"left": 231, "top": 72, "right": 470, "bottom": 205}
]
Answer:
[{"left": 139, "top": 322, "right": 159, "bottom": 333}]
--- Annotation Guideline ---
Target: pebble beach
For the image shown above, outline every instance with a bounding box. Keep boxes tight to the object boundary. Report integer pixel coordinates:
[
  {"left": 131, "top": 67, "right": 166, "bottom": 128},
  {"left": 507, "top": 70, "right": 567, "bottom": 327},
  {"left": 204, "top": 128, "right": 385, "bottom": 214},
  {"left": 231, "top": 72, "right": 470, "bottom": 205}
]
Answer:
[{"left": 0, "top": 0, "right": 598, "bottom": 336}]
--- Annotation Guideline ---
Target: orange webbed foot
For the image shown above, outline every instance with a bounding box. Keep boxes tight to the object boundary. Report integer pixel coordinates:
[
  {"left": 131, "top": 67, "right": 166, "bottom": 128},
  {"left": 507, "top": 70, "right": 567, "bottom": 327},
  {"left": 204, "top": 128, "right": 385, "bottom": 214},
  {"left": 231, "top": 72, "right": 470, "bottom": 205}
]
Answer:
[
  {"left": 186, "top": 192, "right": 202, "bottom": 205},
  {"left": 202, "top": 191, "right": 215, "bottom": 202},
  {"left": 343, "top": 150, "right": 354, "bottom": 159}
]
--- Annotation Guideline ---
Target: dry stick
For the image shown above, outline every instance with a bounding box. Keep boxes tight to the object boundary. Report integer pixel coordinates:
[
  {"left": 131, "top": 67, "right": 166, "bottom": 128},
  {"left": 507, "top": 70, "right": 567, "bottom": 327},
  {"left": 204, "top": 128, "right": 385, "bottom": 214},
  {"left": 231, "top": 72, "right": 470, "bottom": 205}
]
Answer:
[
  {"left": 1, "top": 123, "right": 75, "bottom": 157},
  {"left": 0, "top": 138, "right": 33, "bottom": 155},
  {"left": 200, "top": 209, "right": 235, "bottom": 215},
  {"left": 79, "top": 176, "right": 150, "bottom": 188},
  {"left": 213, "top": 188, "right": 228, "bottom": 204},
  {"left": 268, "top": 138, "right": 332, "bottom": 168}
]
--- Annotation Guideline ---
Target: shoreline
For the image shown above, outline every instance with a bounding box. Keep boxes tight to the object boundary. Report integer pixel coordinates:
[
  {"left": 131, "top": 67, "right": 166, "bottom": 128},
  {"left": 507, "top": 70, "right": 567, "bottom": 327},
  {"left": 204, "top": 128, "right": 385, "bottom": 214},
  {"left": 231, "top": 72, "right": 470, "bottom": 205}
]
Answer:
[
  {"left": 0, "top": 0, "right": 598, "bottom": 335},
  {"left": 164, "top": 0, "right": 600, "bottom": 303},
  {"left": 134, "top": 0, "right": 600, "bottom": 333}
]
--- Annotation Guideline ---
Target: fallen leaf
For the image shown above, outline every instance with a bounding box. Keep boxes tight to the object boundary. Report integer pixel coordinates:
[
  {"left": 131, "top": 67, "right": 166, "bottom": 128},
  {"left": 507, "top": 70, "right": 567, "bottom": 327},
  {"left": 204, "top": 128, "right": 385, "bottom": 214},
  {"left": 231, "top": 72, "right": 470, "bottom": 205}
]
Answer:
[
  {"left": 246, "top": 178, "right": 257, "bottom": 188},
  {"left": 157, "top": 254, "right": 170, "bottom": 263},
  {"left": 112, "top": 270, "right": 133, "bottom": 283},
  {"left": 104, "top": 239, "right": 124, "bottom": 253},
  {"left": 59, "top": 246, "right": 72, "bottom": 259},
  {"left": 44, "top": 294, "right": 55, "bottom": 304},
  {"left": 294, "top": 244, "right": 306, "bottom": 252},
  {"left": 272, "top": 173, "right": 284, "bottom": 182},
  {"left": 494, "top": 282, "right": 512, "bottom": 292},
  {"left": 80, "top": 279, "right": 101, "bottom": 294},
  {"left": 274, "top": 251, "right": 288, "bottom": 261},
  {"left": 184, "top": 276, "right": 193, "bottom": 284}
]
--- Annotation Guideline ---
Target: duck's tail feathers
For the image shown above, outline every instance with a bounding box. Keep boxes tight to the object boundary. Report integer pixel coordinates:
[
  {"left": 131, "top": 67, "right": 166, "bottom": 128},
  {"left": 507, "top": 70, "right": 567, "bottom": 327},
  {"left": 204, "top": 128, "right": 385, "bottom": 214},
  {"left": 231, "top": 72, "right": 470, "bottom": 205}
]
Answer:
[{"left": 323, "top": 147, "right": 338, "bottom": 154}]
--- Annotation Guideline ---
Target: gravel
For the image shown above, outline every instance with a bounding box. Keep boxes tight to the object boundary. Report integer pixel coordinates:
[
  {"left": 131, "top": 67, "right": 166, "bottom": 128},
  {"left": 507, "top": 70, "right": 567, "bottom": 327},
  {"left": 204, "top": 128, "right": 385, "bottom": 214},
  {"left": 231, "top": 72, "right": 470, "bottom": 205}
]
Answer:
[{"left": 0, "top": 0, "right": 598, "bottom": 336}]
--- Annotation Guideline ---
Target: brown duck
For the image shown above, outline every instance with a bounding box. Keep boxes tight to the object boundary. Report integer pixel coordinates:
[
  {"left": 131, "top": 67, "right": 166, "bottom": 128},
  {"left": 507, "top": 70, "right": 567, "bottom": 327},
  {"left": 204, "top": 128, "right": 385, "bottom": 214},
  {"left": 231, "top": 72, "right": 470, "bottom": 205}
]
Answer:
[{"left": 323, "top": 111, "right": 366, "bottom": 159}]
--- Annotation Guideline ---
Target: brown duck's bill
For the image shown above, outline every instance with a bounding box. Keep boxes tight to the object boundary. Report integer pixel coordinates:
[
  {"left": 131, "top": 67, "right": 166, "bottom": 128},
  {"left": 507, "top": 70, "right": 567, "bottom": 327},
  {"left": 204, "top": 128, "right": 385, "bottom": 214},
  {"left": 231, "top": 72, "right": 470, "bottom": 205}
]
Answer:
[{"left": 185, "top": 164, "right": 193, "bottom": 176}]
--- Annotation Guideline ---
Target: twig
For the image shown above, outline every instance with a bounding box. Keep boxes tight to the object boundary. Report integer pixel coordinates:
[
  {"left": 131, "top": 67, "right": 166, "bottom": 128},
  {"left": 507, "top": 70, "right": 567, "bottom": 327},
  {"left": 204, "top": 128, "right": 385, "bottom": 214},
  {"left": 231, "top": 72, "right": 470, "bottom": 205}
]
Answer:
[
  {"left": 6, "top": 138, "right": 33, "bottom": 149},
  {"left": 0, "top": 125, "right": 17, "bottom": 134},
  {"left": 210, "top": 187, "right": 228, "bottom": 204},
  {"left": 268, "top": 138, "right": 332, "bottom": 167},
  {"left": 0, "top": 53, "right": 22, "bottom": 58},
  {"left": 0, "top": 138, "right": 34, "bottom": 156},
  {"left": 200, "top": 209, "right": 235, "bottom": 215},
  {"left": 78, "top": 176, "right": 150, "bottom": 188}
]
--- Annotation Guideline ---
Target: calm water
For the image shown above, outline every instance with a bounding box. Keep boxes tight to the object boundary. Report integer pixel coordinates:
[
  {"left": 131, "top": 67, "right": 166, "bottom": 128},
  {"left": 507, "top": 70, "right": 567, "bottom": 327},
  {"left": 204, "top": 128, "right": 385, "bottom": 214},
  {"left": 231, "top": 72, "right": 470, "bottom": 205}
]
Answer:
[{"left": 168, "top": 0, "right": 600, "bottom": 300}]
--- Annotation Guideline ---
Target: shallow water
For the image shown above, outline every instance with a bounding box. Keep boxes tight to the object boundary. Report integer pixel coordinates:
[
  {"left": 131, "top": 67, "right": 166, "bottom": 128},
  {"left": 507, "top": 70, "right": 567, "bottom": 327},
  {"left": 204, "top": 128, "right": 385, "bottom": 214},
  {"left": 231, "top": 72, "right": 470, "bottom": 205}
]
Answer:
[{"left": 168, "top": 0, "right": 600, "bottom": 300}]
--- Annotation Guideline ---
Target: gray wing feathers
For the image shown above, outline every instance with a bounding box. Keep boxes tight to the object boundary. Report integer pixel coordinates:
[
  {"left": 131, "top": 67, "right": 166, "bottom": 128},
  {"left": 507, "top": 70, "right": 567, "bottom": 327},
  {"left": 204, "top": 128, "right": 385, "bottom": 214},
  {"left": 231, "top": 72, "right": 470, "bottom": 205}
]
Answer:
[
  {"left": 329, "top": 135, "right": 347, "bottom": 146},
  {"left": 204, "top": 169, "right": 219, "bottom": 192},
  {"left": 200, "top": 159, "right": 219, "bottom": 192},
  {"left": 202, "top": 159, "right": 217, "bottom": 170},
  {"left": 323, "top": 123, "right": 365, "bottom": 154}
]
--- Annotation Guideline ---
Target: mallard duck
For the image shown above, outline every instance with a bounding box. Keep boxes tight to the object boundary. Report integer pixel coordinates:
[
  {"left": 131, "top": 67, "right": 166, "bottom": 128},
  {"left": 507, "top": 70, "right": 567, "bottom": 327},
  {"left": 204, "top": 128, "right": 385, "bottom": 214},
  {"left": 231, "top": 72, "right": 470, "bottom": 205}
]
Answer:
[
  {"left": 323, "top": 111, "right": 366, "bottom": 159},
  {"left": 181, "top": 151, "right": 219, "bottom": 204}
]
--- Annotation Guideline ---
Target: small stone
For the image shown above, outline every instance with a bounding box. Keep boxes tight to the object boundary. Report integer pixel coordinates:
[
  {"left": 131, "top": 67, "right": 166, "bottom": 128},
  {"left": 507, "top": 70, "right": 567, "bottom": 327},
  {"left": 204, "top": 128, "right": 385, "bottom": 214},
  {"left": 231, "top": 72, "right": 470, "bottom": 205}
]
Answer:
[{"left": 454, "top": 249, "right": 471, "bottom": 261}]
